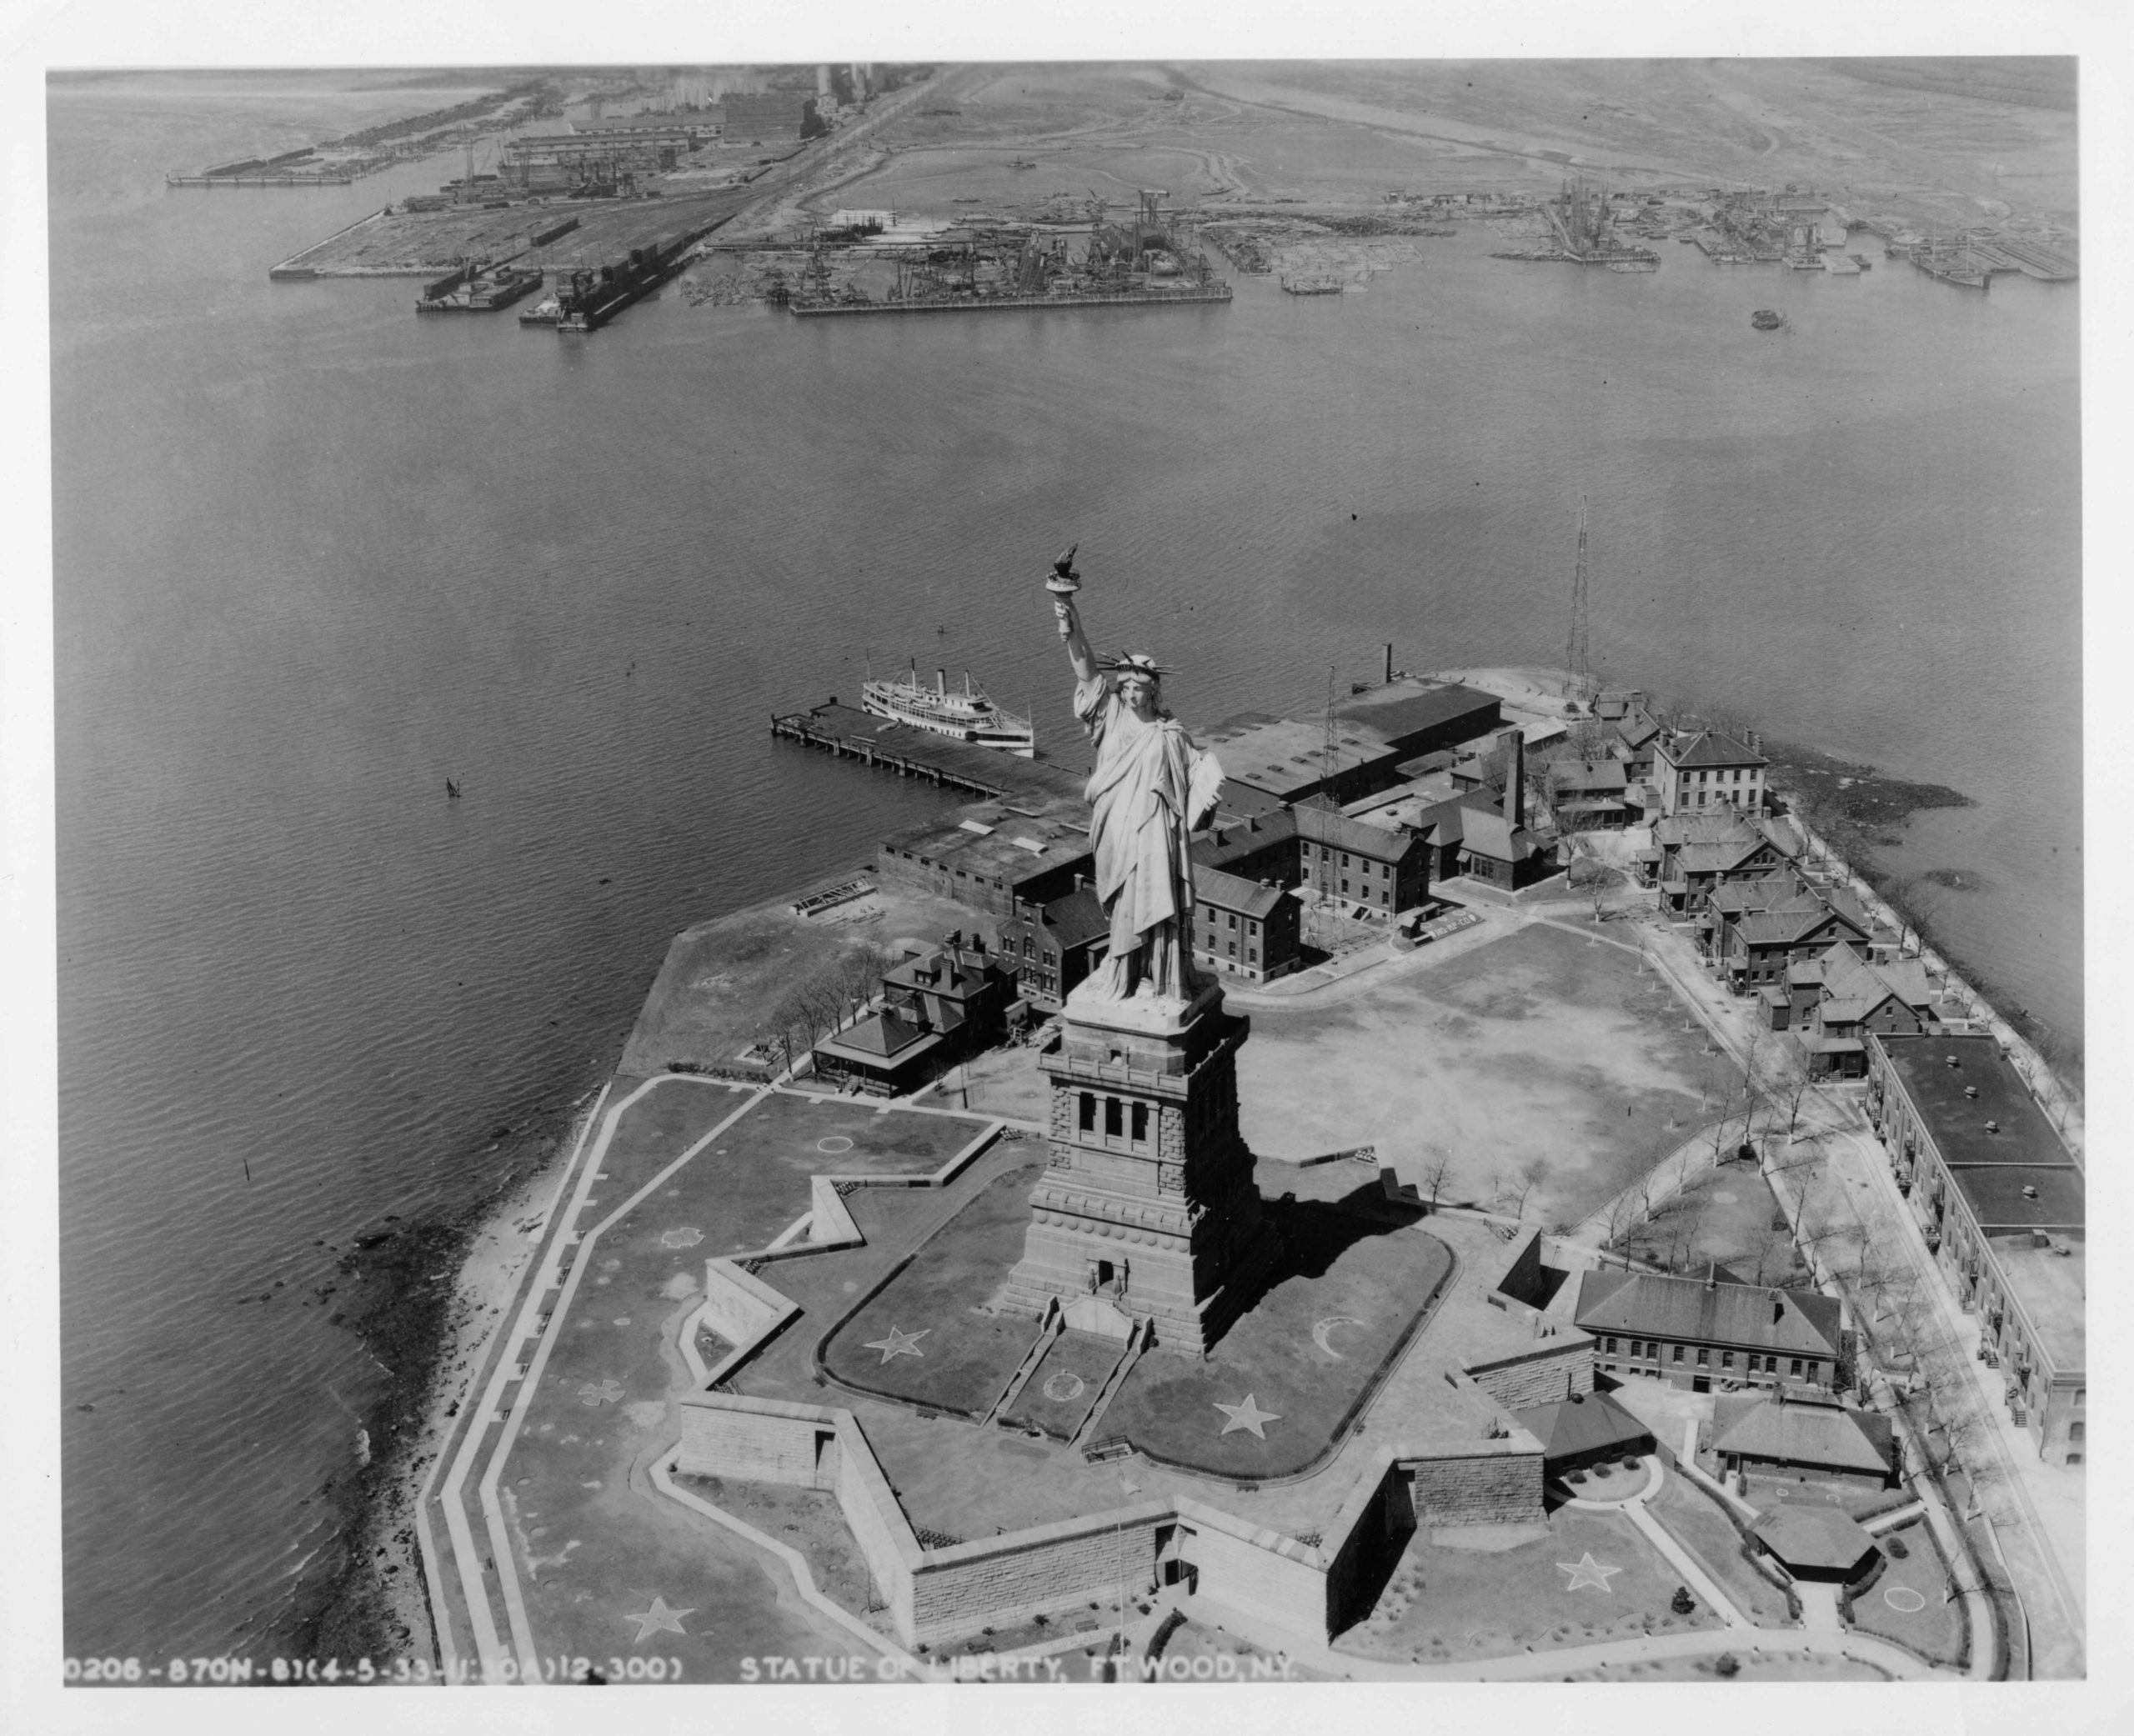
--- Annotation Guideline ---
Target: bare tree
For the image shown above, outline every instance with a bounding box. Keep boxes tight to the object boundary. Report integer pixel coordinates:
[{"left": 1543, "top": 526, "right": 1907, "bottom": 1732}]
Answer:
[
  {"left": 1742, "top": 1223, "right": 1793, "bottom": 1287},
  {"left": 1417, "top": 1149, "right": 1459, "bottom": 1213},
  {"left": 1601, "top": 1184, "right": 1651, "bottom": 1251},
  {"left": 1505, "top": 1158, "right": 1549, "bottom": 1221}
]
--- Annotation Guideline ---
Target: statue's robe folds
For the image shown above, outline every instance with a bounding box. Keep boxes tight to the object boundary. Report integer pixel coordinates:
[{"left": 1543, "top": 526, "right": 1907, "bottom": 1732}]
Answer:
[{"left": 1075, "top": 671, "right": 1224, "bottom": 1002}]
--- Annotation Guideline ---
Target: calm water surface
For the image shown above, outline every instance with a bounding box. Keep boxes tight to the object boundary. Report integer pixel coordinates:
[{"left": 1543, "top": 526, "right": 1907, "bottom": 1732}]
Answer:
[{"left": 50, "top": 73, "right": 2081, "bottom": 1656}]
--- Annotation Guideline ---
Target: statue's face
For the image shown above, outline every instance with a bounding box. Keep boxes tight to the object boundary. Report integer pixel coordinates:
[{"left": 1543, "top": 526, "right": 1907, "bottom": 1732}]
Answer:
[{"left": 1117, "top": 670, "right": 1159, "bottom": 718}]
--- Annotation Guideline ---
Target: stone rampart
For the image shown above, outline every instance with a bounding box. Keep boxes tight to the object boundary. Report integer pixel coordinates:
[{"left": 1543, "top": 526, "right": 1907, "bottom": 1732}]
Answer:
[{"left": 1460, "top": 1332, "right": 1594, "bottom": 1409}]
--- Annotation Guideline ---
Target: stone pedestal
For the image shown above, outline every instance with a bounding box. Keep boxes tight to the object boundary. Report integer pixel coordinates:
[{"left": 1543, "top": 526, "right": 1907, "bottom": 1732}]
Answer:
[{"left": 1001, "top": 978, "right": 1279, "bottom": 1355}]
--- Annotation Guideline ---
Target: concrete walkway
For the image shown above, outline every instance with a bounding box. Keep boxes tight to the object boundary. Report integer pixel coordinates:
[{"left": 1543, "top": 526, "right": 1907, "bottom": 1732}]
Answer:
[{"left": 1796, "top": 1582, "right": 1842, "bottom": 1635}]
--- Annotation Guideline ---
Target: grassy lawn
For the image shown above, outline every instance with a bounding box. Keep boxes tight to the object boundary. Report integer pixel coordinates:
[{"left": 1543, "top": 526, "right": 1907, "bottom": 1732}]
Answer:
[
  {"left": 819, "top": 1163, "right": 1049, "bottom": 1417},
  {"left": 999, "top": 1329, "right": 1128, "bottom": 1440},
  {"left": 1646, "top": 1469, "right": 1798, "bottom": 1626},
  {"left": 673, "top": 1473, "right": 888, "bottom": 1635},
  {"left": 1240, "top": 923, "right": 1743, "bottom": 1228},
  {"left": 1339, "top": 1504, "right": 1721, "bottom": 1661},
  {"left": 1616, "top": 1164, "right": 1807, "bottom": 1283},
  {"left": 1099, "top": 1205, "right": 1452, "bottom": 1478},
  {"left": 1846, "top": 1519, "right": 1966, "bottom": 1667}
]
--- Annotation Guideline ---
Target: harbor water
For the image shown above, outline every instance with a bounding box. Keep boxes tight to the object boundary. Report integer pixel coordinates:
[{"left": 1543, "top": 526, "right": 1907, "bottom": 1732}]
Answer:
[{"left": 50, "top": 73, "right": 2081, "bottom": 1658}]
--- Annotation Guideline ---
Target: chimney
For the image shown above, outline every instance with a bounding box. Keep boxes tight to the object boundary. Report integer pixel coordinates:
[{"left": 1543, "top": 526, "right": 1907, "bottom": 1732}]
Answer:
[
  {"left": 1507, "top": 732, "right": 1525, "bottom": 830},
  {"left": 1705, "top": 1261, "right": 1718, "bottom": 1293},
  {"left": 1075, "top": 872, "right": 1086, "bottom": 892},
  {"left": 1382, "top": 643, "right": 1395, "bottom": 685},
  {"left": 1771, "top": 1295, "right": 1785, "bottom": 1324}
]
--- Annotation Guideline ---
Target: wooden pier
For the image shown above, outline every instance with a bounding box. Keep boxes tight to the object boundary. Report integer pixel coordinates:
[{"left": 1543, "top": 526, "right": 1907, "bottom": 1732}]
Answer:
[{"left": 771, "top": 703, "right": 1086, "bottom": 803}]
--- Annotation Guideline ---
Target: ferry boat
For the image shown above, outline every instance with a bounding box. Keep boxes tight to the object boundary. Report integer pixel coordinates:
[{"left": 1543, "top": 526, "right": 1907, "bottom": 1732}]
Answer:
[{"left": 861, "top": 666, "right": 1035, "bottom": 758}]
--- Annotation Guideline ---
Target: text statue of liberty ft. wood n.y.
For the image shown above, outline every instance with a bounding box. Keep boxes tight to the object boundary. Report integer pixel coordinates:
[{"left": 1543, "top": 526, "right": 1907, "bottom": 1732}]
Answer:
[
  {"left": 1002, "top": 547, "right": 1277, "bottom": 1356},
  {"left": 1049, "top": 547, "right": 1224, "bottom": 1004}
]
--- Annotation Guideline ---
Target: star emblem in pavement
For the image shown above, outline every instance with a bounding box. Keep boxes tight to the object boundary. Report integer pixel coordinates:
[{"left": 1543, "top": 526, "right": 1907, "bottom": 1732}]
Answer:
[
  {"left": 863, "top": 1325, "right": 929, "bottom": 1363},
  {"left": 1214, "top": 1393, "right": 1280, "bottom": 1438},
  {"left": 578, "top": 1378, "right": 624, "bottom": 1407},
  {"left": 622, "top": 1594, "right": 694, "bottom": 1643},
  {"left": 1556, "top": 1552, "right": 1623, "bottom": 1593}
]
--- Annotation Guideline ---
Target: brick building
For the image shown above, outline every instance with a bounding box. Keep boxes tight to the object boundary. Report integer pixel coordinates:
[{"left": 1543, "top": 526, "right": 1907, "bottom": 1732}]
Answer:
[
  {"left": 1709, "top": 1386, "right": 1899, "bottom": 1489},
  {"left": 1867, "top": 1033, "right": 2086, "bottom": 1465},
  {"left": 1192, "top": 866, "right": 1300, "bottom": 982},
  {"left": 1572, "top": 1264, "right": 1850, "bottom": 1394},
  {"left": 1654, "top": 728, "right": 1769, "bottom": 817},
  {"left": 994, "top": 883, "right": 1110, "bottom": 1008},
  {"left": 1294, "top": 800, "right": 1429, "bottom": 919}
]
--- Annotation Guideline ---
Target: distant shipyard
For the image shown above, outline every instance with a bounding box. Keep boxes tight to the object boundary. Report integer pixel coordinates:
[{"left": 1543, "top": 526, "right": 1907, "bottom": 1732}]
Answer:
[{"left": 209, "top": 64, "right": 2073, "bottom": 346}]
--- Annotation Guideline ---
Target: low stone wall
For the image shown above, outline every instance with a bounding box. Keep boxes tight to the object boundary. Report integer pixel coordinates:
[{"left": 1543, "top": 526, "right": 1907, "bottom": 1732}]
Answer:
[
  {"left": 698, "top": 1257, "right": 792, "bottom": 1348},
  {"left": 1461, "top": 1332, "right": 1594, "bottom": 1409},
  {"left": 1402, "top": 1441, "right": 1548, "bottom": 1527},
  {"left": 674, "top": 1390, "right": 833, "bottom": 1488},
  {"left": 1178, "top": 1500, "right": 1330, "bottom": 1636},
  {"left": 909, "top": 1505, "right": 1169, "bottom": 1642}
]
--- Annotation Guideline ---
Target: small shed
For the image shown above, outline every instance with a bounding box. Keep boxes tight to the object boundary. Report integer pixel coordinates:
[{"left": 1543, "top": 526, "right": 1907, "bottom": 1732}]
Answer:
[
  {"left": 1512, "top": 1389, "right": 1655, "bottom": 1477},
  {"left": 1749, "top": 1502, "right": 1880, "bottom": 1582}
]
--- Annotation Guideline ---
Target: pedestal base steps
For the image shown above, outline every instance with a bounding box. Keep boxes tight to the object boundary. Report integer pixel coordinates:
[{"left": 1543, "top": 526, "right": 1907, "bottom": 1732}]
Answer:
[{"left": 1002, "top": 980, "right": 1282, "bottom": 1355}]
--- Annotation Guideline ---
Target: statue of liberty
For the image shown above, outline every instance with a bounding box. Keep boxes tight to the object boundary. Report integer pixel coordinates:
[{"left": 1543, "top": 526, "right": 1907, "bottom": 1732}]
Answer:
[{"left": 1048, "top": 549, "right": 1224, "bottom": 1003}]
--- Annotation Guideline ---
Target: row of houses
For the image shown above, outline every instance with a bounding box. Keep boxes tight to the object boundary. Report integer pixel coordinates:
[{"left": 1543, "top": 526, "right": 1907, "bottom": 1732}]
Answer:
[{"left": 1636, "top": 805, "right": 1959, "bottom": 1081}]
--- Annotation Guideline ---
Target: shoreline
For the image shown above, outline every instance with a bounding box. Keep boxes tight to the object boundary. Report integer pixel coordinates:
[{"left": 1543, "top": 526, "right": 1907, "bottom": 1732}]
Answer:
[{"left": 298, "top": 1070, "right": 613, "bottom": 1663}]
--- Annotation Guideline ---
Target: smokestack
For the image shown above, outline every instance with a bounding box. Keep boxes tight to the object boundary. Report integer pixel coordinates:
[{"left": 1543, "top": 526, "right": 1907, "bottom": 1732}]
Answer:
[
  {"left": 1382, "top": 643, "right": 1394, "bottom": 685},
  {"left": 936, "top": 668, "right": 947, "bottom": 697},
  {"left": 1705, "top": 1261, "right": 1718, "bottom": 1293},
  {"left": 1507, "top": 732, "right": 1525, "bottom": 829}
]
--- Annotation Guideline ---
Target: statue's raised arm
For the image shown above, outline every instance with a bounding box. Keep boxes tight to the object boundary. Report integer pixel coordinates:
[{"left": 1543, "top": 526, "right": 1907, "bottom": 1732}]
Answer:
[{"left": 1042, "top": 547, "right": 1221, "bottom": 1006}]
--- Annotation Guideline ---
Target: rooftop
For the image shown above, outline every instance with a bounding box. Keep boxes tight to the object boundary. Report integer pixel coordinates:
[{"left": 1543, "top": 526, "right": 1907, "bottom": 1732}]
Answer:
[
  {"left": 1295, "top": 801, "right": 1423, "bottom": 860},
  {"left": 1573, "top": 1268, "right": 1844, "bottom": 1358},
  {"left": 1879, "top": 1033, "right": 2076, "bottom": 1176},
  {"left": 1460, "top": 808, "right": 1540, "bottom": 864},
  {"left": 1513, "top": 1389, "right": 1651, "bottom": 1463},
  {"left": 1204, "top": 712, "right": 1402, "bottom": 799},
  {"left": 1195, "top": 865, "right": 1288, "bottom": 920},
  {"left": 1331, "top": 679, "right": 1504, "bottom": 754},
  {"left": 1654, "top": 810, "right": 1764, "bottom": 849},
  {"left": 1750, "top": 1502, "right": 1877, "bottom": 1573},
  {"left": 1662, "top": 728, "right": 1768, "bottom": 771},
  {"left": 1991, "top": 1235, "right": 2086, "bottom": 1372},
  {"left": 1711, "top": 1390, "right": 1895, "bottom": 1477},
  {"left": 880, "top": 788, "right": 1092, "bottom": 893},
  {"left": 1034, "top": 883, "right": 1110, "bottom": 950}
]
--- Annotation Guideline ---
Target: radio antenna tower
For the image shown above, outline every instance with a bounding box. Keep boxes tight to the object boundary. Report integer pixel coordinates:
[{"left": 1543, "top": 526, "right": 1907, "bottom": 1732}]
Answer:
[
  {"left": 1564, "top": 496, "right": 1590, "bottom": 700},
  {"left": 1320, "top": 663, "right": 1339, "bottom": 788}
]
